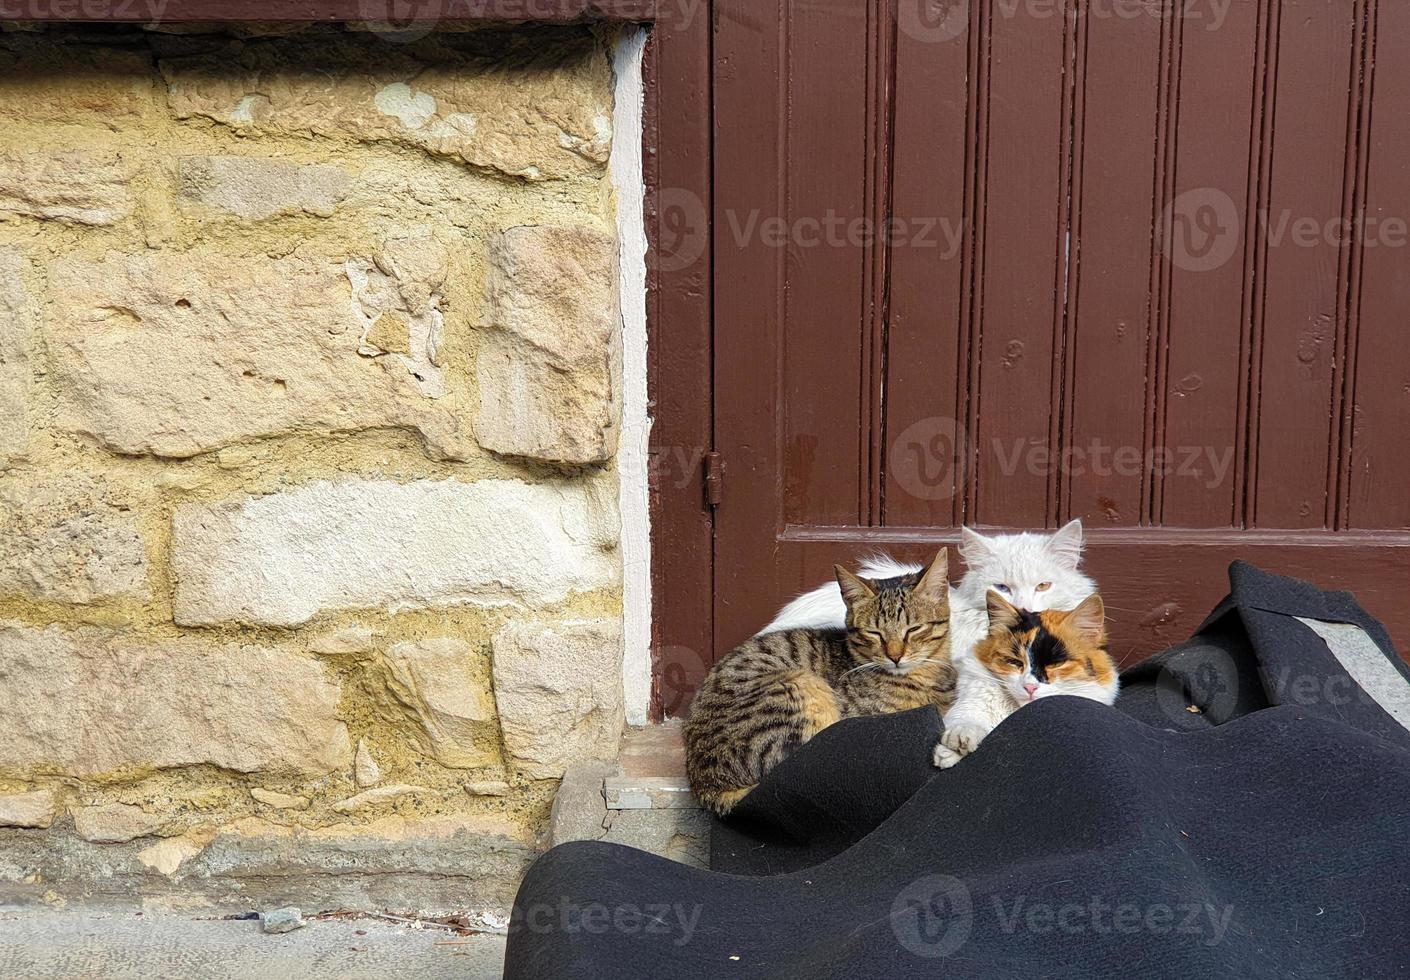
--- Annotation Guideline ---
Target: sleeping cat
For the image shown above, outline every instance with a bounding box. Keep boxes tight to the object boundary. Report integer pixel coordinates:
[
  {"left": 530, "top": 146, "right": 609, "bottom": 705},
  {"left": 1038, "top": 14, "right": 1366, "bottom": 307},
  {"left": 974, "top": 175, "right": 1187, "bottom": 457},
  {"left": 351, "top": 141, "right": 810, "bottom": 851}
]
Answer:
[
  {"left": 685, "top": 550, "right": 956, "bottom": 815},
  {"left": 933, "top": 590, "right": 1118, "bottom": 768}
]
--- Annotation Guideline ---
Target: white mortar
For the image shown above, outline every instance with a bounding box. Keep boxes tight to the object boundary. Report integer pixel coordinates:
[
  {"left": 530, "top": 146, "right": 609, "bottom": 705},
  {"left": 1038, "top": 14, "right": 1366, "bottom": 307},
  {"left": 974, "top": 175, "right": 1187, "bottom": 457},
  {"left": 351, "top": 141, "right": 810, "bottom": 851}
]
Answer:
[{"left": 612, "top": 28, "right": 652, "bottom": 726}]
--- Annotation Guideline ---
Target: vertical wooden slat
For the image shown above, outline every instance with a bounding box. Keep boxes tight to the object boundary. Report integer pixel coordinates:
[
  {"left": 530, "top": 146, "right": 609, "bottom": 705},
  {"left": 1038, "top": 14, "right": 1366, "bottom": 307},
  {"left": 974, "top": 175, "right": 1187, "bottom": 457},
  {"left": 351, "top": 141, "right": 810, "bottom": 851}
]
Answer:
[
  {"left": 1348, "top": 0, "right": 1410, "bottom": 529},
  {"left": 1064, "top": 1, "right": 1161, "bottom": 529},
  {"left": 1143, "top": 2, "right": 1178, "bottom": 527},
  {"left": 960, "top": 0, "right": 993, "bottom": 527},
  {"left": 779, "top": 0, "right": 869, "bottom": 529},
  {"left": 712, "top": 0, "right": 787, "bottom": 653},
  {"left": 1328, "top": 0, "right": 1375, "bottom": 530},
  {"left": 861, "top": 0, "right": 897, "bottom": 528},
  {"left": 1157, "top": 1, "right": 1262, "bottom": 528},
  {"left": 1235, "top": 0, "right": 1279, "bottom": 530},
  {"left": 1248, "top": 0, "right": 1357, "bottom": 529},
  {"left": 882, "top": 0, "right": 974, "bottom": 528},
  {"left": 646, "top": 13, "right": 716, "bottom": 717},
  {"left": 970, "top": 0, "right": 1068, "bottom": 528},
  {"left": 1046, "top": 0, "right": 1082, "bottom": 528}
]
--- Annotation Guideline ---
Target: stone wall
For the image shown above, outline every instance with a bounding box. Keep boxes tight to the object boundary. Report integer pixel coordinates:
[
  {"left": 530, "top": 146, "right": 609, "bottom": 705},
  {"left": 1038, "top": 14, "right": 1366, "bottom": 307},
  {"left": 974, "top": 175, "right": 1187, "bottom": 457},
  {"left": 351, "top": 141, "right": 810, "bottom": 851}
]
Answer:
[{"left": 0, "top": 22, "right": 628, "bottom": 916}]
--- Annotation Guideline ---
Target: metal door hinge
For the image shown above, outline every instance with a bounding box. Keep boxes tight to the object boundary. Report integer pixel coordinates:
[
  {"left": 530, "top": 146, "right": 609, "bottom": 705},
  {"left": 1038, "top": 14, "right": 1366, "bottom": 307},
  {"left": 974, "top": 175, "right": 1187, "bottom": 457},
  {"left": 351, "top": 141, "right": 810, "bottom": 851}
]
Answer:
[{"left": 703, "top": 451, "right": 724, "bottom": 508}]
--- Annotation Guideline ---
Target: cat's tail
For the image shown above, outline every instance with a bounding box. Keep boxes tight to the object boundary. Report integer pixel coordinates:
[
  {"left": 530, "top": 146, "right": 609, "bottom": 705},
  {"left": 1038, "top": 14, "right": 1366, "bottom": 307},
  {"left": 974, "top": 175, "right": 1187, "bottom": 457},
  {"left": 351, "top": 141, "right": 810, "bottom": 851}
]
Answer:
[
  {"left": 694, "top": 783, "right": 757, "bottom": 817},
  {"left": 856, "top": 554, "right": 925, "bottom": 580},
  {"left": 758, "top": 581, "right": 846, "bottom": 634}
]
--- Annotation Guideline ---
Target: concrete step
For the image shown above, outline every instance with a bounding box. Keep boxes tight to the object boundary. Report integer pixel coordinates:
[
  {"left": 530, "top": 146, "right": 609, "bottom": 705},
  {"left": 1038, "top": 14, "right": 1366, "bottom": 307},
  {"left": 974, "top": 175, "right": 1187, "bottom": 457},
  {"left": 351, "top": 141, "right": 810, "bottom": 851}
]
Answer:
[{"left": 548, "top": 723, "right": 708, "bottom": 867}]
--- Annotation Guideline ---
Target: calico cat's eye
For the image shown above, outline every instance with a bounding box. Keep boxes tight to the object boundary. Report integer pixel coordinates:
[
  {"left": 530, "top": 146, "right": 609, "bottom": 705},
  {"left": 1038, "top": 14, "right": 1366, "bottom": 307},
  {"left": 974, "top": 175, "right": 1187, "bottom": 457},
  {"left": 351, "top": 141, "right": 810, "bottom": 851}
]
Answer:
[
  {"left": 1036, "top": 582, "right": 1053, "bottom": 592},
  {"left": 995, "top": 584, "right": 1011, "bottom": 594},
  {"left": 1003, "top": 657, "right": 1023, "bottom": 668}
]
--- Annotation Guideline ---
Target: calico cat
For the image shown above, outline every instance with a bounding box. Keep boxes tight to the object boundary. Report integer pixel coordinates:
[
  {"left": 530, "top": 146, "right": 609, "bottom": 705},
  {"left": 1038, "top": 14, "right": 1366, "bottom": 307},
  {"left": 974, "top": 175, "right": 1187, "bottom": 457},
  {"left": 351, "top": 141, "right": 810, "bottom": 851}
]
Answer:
[
  {"left": 932, "top": 590, "right": 1118, "bottom": 769},
  {"left": 685, "top": 550, "right": 956, "bottom": 816}
]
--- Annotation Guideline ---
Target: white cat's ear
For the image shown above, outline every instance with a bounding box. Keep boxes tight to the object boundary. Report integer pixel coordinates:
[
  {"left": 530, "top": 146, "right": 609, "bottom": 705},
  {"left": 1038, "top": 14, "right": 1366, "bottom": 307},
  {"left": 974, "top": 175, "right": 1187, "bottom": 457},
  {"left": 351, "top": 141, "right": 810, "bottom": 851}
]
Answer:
[
  {"left": 913, "top": 549, "right": 950, "bottom": 606},
  {"left": 1046, "top": 519, "right": 1084, "bottom": 570},
  {"left": 835, "top": 565, "right": 876, "bottom": 608},
  {"left": 985, "top": 589, "right": 1022, "bottom": 631},
  {"left": 960, "top": 527, "right": 994, "bottom": 565},
  {"left": 1065, "top": 593, "right": 1106, "bottom": 644}
]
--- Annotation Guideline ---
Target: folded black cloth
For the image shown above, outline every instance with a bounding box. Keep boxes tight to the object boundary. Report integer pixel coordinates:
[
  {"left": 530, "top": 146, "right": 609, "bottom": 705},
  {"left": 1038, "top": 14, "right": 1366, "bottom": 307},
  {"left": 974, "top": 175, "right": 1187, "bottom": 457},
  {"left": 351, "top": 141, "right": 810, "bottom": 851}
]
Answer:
[{"left": 504, "top": 563, "right": 1410, "bottom": 979}]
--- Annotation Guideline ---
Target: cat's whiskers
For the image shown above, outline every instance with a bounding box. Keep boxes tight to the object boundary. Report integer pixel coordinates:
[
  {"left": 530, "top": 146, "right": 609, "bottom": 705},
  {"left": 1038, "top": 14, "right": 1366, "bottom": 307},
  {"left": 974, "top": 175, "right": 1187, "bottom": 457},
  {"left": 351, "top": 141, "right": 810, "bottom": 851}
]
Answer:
[{"left": 843, "top": 662, "right": 885, "bottom": 677}]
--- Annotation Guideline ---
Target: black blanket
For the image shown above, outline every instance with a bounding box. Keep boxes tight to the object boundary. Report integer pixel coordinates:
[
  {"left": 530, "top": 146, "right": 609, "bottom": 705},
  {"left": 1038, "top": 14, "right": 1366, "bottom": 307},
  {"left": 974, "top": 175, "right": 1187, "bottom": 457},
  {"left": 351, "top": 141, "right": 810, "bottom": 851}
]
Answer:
[{"left": 504, "top": 563, "right": 1410, "bottom": 979}]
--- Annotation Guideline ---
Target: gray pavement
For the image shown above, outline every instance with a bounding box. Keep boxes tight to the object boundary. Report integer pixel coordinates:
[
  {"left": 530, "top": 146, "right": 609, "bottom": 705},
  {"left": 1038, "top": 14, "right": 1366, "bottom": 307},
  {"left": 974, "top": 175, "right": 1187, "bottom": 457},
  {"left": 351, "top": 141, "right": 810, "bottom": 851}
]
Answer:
[{"left": 0, "top": 908, "right": 506, "bottom": 979}]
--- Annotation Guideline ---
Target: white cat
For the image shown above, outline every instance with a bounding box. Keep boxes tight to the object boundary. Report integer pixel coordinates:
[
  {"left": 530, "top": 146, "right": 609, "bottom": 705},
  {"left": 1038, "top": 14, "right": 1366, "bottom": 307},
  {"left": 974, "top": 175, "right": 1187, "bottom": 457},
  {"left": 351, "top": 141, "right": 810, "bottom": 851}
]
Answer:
[{"left": 760, "top": 519, "right": 1096, "bottom": 639}]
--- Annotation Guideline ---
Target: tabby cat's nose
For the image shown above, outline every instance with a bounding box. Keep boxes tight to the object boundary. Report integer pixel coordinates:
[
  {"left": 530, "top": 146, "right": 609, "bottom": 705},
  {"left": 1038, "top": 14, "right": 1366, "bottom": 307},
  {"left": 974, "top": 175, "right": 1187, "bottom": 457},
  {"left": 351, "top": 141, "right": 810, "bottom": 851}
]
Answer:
[{"left": 885, "top": 642, "right": 905, "bottom": 664}]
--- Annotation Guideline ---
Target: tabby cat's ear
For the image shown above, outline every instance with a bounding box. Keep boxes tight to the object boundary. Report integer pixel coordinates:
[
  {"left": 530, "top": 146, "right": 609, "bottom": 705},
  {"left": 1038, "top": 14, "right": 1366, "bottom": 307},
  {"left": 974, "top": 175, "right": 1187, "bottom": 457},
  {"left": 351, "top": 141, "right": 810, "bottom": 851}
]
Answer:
[
  {"left": 1063, "top": 593, "right": 1106, "bottom": 644},
  {"left": 835, "top": 565, "right": 876, "bottom": 608},
  {"left": 913, "top": 548, "right": 950, "bottom": 606},
  {"left": 1047, "top": 519, "right": 1084, "bottom": 570},
  {"left": 986, "top": 589, "right": 1022, "bottom": 631}
]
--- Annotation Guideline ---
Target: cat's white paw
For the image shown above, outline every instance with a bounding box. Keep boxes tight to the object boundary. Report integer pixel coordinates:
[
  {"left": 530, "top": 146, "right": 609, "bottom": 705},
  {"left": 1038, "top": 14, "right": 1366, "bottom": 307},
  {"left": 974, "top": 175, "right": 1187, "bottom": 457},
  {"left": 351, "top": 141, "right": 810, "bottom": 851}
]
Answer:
[
  {"left": 940, "top": 722, "right": 989, "bottom": 757},
  {"left": 932, "top": 742, "right": 963, "bottom": 769}
]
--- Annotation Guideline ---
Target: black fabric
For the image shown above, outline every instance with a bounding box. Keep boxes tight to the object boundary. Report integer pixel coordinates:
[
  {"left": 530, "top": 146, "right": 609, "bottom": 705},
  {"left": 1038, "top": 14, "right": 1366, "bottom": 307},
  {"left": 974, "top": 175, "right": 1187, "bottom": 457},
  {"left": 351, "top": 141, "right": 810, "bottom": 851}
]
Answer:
[
  {"left": 504, "top": 563, "right": 1410, "bottom": 979},
  {"left": 710, "top": 704, "right": 942, "bottom": 876}
]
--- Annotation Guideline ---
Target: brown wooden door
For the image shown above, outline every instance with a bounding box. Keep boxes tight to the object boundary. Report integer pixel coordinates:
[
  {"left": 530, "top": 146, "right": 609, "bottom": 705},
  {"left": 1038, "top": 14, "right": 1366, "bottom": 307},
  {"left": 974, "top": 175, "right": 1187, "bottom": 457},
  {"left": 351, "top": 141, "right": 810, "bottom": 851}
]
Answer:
[{"left": 696, "top": 0, "right": 1410, "bottom": 695}]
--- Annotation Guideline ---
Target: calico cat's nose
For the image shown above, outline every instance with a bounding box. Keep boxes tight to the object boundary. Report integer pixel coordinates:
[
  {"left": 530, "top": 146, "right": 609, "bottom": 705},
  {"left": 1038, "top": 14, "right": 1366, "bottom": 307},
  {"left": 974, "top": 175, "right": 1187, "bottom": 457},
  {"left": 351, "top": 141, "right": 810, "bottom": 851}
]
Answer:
[{"left": 1023, "top": 682, "right": 1039, "bottom": 696}]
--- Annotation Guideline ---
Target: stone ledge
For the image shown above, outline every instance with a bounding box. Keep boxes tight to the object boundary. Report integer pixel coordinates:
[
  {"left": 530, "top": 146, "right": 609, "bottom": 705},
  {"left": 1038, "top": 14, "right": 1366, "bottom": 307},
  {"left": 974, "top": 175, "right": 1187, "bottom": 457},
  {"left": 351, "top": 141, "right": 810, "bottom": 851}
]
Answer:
[
  {"left": 0, "top": 814, "right": 536, "bottom": 918},
  {"left": 548, "top": 724, "right": 708, "bottom": 868},
  {"left": 602, "top": 722, "right": 697, "bottom": 810},
  {"left": 603, "top": 776, "right": 696, "bottom": 810}
]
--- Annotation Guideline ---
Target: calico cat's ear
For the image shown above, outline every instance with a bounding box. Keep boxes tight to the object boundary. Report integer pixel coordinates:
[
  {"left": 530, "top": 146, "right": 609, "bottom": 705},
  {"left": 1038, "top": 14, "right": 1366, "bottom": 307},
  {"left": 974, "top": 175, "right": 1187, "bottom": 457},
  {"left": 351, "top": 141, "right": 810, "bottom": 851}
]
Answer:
[
  {"left": 913, "top": 548, "right": 950, "bottom": 606},
  {"left": 959, "top": 527, "right": 993, "bottom": 564},
  {"left": 1046, "top": 519, "right": 1084, "bottom": 569},
  {"left": 1064, "top": 593, "right": 1106, "bottom": 644},
  {"left": 835, "top": 565, "right": 876, "bottom": 608},
  {"left": 985, "top": 589, "right": 1022, "bottom": 631}
]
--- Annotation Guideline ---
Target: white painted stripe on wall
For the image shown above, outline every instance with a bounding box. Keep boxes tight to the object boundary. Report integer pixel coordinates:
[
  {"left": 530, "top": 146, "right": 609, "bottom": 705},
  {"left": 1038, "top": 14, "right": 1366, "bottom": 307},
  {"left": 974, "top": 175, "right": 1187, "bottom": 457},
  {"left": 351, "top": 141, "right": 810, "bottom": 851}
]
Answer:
[{"left": 613, "top": 27, "right": 653, "bottom": 726}]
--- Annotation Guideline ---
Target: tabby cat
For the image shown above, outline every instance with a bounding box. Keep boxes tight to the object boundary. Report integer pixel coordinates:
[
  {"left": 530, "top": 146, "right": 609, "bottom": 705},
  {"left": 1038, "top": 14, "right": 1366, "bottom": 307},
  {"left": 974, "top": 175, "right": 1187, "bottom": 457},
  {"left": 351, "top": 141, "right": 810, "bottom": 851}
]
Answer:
[
  {"left": 685, "top": 550, "right": 955, "bottom": 816},
  {"left": 933, "top": 590, "right": 1117, "bottom": 769}
]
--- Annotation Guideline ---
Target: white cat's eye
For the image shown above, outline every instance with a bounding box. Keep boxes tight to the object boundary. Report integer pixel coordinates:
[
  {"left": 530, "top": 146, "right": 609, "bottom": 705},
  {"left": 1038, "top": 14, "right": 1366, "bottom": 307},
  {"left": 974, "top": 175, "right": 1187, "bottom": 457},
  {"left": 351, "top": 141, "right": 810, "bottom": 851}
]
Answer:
[
  {"left": 1036, "top": 582, "right": 1053, "bottom": 592},
  {"left": 995, "top": 584, "right": 1011, "bottom": 594}
]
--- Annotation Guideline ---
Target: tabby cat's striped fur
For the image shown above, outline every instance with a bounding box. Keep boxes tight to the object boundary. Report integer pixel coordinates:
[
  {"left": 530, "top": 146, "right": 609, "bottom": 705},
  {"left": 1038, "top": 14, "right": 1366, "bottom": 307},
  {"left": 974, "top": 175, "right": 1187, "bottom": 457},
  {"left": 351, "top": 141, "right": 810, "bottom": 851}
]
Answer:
[{"left": 685, "top": 550, "right": 956, "bottom": 815}]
